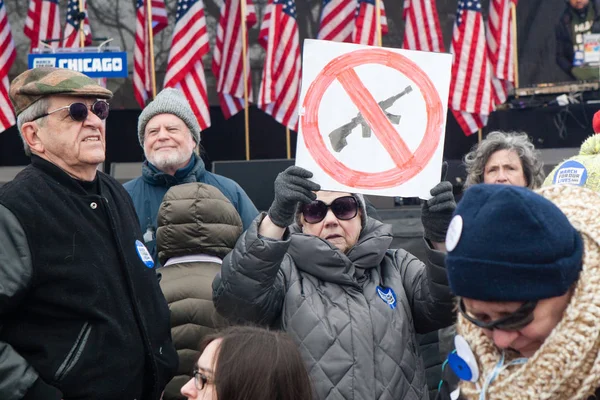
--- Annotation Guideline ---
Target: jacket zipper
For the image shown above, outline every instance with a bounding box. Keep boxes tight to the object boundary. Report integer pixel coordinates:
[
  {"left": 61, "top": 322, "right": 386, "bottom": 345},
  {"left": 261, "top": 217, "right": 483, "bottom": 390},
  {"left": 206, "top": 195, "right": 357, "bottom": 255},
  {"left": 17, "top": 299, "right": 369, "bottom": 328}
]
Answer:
[{"left": 54, "top": 322, "right": 92, "bottom": 382}]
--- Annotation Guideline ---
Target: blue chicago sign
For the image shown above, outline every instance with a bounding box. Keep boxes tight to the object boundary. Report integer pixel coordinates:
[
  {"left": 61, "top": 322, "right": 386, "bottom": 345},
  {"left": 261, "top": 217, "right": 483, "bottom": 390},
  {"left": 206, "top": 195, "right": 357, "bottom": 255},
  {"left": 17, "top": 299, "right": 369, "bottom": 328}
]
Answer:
[{"left": 28, "top": 52, "right": 128, "bottom": 78}]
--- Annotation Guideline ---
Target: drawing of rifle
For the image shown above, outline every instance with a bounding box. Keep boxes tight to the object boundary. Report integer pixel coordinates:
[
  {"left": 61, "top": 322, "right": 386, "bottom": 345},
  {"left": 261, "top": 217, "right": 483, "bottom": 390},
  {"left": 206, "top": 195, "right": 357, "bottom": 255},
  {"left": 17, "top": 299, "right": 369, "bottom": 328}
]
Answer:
[{"left": 328, "top": 85, "right": 413, "bottom": 152}]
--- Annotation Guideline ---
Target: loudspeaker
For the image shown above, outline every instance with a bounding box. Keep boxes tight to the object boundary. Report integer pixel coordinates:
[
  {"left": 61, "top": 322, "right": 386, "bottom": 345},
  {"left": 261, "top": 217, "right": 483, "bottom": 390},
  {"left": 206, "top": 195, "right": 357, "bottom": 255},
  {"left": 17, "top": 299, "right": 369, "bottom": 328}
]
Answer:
[
  {"left": 445, "top": 159, "right": 467, "bottom": 193},
  {"left": 212, "top": 159, "right": 294, "bottom": 211}
]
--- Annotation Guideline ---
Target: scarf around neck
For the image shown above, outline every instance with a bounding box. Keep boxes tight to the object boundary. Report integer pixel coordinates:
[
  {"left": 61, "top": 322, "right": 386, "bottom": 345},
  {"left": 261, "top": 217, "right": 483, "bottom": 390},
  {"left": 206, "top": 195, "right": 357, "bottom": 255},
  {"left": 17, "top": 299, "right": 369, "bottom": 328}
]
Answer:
[{"left": 458, "top": 186, "right": 600, "bottom": 400}]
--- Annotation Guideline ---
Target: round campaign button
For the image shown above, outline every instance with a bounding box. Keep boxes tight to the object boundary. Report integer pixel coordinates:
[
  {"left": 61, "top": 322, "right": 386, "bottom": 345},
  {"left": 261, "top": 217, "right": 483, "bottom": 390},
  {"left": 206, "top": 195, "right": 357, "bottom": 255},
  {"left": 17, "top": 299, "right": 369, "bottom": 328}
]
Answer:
[
  {"left": 135, "top": 240, "right": 155, "bottom": 268},
  {"left": 552, "top": 160, "right": 588, "bottom": 186},
  {"left": 453, "top": 335, "right": 479, "bottom": 382},
  {"left": 445, "top": 215, "right": 463, "bottom": 252},
  {"left": 448, "top": 352, "right": 473, "bottom": 381}
]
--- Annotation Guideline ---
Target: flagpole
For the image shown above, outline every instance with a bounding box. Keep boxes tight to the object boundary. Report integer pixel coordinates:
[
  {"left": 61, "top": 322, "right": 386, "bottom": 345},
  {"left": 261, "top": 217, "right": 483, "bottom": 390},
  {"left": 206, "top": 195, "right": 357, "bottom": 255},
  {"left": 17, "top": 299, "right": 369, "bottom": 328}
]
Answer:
[
  {"left": 78, "top": 0, "right": 85, "bottom": 48},
  {"left": 478, "top": 128, "right": 482, "bottom": 143},
  {"left": 510, "top": 2, "right": 519, "bottom": 94},
  {"left": 240, "top": 0, "right": 251, "bottom": 161},
  {"left": 146, "top": 0, "right": 157, "bottom": 100},
  {"left": 286, "top": 127, "right": 291, "bottom": 159},
  {"left": 375, "top": 0, "right": 382, "bottom": 46}
]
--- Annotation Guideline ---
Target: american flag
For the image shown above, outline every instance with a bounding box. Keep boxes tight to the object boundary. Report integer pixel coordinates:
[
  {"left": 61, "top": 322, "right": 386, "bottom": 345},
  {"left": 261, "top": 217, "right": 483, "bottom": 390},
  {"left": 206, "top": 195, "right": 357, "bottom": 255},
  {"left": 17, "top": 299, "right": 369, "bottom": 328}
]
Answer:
[
  {"left": 317, "top": 0, "right": 356, "bottom": 43},
  {"left": 63, "top": 0, "right": 92, "bottom": 48},
  {"left": 449, "top": 0, "right": 494, "bottom": 136},
  {"left": 353, "top": 0, "right": 387, "bottom": 46},
  {"left": 164, "top": 0, "right": 211, "bottom": 131},
  {"left": 258, "top": 0, "right": 301, "bottom": 130},
  {"left": 0, "top": 0, "right": 16, "bottom": 133},
  {"left": 212, "top": 0, "right": 257, "bottom": 119},
  {"left": 133, "top": 0, "right": 169, "bottom": 108},
  {"left": 487, "top": 0, "right": 517, "bottom": 105},
  {"left": 24, "top": 0, "right": 61, "bottom": 51},
  {"left": 402, "top": 0, "right": 445, "bottom": 52}
]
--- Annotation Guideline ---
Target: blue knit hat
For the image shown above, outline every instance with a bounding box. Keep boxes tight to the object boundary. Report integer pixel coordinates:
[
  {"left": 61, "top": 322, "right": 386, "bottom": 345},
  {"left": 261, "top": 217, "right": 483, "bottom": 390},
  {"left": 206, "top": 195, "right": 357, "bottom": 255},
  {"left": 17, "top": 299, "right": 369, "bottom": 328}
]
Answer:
[{"left": 445, "top": 184, "right": 583, "bottom": 302}]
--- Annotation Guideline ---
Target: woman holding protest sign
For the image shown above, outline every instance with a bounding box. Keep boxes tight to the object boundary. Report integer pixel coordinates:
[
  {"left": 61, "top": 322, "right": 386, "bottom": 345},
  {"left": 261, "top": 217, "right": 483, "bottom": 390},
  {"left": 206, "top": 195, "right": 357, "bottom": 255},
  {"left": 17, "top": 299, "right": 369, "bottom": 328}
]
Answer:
[{"left": 212, "top": 165, "right": 456, "bottom": 400}]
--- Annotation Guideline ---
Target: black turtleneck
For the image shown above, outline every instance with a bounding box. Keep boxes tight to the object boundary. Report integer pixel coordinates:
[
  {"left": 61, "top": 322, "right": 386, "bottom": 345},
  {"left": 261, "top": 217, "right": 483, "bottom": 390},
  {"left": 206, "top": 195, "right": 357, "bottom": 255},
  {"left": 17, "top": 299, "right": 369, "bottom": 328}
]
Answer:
[{"left": 75, "top": 175, "right": 100, "bottom": 195}]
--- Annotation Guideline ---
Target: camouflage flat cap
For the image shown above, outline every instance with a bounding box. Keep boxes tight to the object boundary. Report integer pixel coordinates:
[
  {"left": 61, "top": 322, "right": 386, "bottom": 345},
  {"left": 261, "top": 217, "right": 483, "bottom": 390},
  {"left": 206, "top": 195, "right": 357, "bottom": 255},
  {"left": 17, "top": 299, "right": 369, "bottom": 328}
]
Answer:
[{"left": 9, "top": 67, "right": 113, "bottom": 116}]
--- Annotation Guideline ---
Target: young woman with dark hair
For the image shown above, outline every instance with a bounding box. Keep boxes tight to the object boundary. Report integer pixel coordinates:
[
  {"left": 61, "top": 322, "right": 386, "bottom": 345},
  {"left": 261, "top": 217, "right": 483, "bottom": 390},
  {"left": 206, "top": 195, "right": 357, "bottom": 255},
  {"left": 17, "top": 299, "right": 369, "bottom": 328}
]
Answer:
[{"left": 180, "top": 326, "right": 313, "bottom": 400}]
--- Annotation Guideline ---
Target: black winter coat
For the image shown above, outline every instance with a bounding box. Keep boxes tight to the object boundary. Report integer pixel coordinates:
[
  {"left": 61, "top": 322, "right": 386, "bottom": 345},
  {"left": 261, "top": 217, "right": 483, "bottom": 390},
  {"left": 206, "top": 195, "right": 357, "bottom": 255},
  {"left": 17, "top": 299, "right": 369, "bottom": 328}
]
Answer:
[
  {"left": 555, "top": 0, "right": 600, "bottom": 78},
  {"left": 0, "top": 156, "right": 178, "bottom": 400}
]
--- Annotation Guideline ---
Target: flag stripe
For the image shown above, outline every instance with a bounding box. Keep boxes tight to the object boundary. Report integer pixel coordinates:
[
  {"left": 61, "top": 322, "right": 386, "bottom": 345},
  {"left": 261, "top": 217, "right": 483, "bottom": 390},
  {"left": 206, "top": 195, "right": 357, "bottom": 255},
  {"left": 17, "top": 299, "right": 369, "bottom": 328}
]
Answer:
[
  {"left": 0, "top": 0, "right": 16, "bottom": 133},
  {"left": 258, "top": 0, "right": 301, "bottom": 130},
  {"left": 63, "top": 0, "right": 92, "bottom": 47},
  {"left": 353, "top": 0, "right": 388, "bottom": 46},
  {"left": 212, "top": 0, "right": 256, "bottom": 119},
  {"left": 25, "top": 0, "right": 60, "bottom": 51},
  {"left": 318, "top": 0, "right": 356, "bottom": 43},
  {"left": 164, "top": 0, "right": 211, "bottom": 131},
  {"left": 449, "top": 0, "right": 493, "bottom": 136},
  {"left": 133, "top": 0, "right": 168, "bottom": 108},
  {"left": 487, "top": 0, "right": 516, "bottom": 106},
  {"left": 403, "top": 0, "right": 445, "bottom": 52}
]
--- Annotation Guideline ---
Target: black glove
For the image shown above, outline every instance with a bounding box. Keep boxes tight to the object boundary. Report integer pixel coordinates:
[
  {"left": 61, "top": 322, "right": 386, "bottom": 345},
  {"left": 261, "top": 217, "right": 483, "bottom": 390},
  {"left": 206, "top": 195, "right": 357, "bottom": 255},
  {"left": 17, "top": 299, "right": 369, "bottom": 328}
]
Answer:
[
  {"left": 268, "top": 166, "right": 321, "bottom": 228},
  {"left": 421, "top": 161, "right": 457, "bottom": 243}
]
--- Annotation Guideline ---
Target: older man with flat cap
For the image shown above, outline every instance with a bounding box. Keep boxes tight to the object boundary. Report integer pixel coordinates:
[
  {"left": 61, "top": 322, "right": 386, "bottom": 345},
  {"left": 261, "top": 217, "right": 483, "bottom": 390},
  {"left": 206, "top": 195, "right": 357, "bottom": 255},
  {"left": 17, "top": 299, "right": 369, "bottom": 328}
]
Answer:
[{"left": 0, "top": 67, "right": 177, "bottom": 400}]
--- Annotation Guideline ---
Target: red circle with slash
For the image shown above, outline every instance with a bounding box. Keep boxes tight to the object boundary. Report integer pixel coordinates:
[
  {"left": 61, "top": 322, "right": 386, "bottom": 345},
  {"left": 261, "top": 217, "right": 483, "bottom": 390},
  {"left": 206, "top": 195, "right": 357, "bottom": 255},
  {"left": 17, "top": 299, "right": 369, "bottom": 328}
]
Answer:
[{"left": 302, "top": 48, "right": 444, "bottom": 189}]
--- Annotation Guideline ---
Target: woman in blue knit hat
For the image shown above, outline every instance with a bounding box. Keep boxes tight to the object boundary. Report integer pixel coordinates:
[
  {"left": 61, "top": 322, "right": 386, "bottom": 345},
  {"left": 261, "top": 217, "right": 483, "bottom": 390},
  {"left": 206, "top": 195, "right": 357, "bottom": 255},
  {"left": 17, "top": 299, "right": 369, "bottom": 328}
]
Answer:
[{"left": 438, "top": 184, "right": 600, "bottom": 400}]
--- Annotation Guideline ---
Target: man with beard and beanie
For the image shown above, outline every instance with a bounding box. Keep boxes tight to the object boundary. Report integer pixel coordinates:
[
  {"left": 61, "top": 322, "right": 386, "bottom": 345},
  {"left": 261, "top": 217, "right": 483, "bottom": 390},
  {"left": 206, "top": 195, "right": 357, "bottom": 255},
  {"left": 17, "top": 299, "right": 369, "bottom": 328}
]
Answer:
[
  {"left": 0, "top": 67, "right": 177, "bottom": 400},
  {"left": 124, "top": 88, "right": 258, "bottom": 264},
  {"left": 556, "top": 0, "right": 600, "bottom": 79},
  {"left": 213, "top": 165, "right": 456, "bottom": 400},
  {"left": 437, "top": 184, "right": 600, "bottom": 400}
]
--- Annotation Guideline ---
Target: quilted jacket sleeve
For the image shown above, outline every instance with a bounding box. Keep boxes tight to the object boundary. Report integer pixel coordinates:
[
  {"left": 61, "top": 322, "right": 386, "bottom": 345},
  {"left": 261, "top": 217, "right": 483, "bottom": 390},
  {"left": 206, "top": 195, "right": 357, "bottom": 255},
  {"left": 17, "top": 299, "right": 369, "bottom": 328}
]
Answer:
[
  {"left": 212, "top": 213, "right": 289, "bottom": 326},
  {"left": 395, "top": 240, "right": 455, "bottom": 334}
]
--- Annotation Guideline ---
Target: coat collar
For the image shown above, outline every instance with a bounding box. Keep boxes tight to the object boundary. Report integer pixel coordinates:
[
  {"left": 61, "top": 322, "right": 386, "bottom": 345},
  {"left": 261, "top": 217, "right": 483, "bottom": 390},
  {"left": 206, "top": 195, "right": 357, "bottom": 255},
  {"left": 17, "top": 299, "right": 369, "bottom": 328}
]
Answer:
[
  {"left": 31, "top": 155, "right": 98, "bottom": 195},
  {"left": 141, "top": 153, "right": 205, "bottom": 187},
  {"left": 287, "top": 218, "right": 393, "bottom": 286}
]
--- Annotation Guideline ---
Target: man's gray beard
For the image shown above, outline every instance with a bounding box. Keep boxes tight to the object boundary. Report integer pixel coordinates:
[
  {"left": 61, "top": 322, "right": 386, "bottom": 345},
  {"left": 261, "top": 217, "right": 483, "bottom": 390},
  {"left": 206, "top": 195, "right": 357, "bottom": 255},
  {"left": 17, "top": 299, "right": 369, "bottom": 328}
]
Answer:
[{"left": 146, "top": 149, "right": 191, "bottom": 171}]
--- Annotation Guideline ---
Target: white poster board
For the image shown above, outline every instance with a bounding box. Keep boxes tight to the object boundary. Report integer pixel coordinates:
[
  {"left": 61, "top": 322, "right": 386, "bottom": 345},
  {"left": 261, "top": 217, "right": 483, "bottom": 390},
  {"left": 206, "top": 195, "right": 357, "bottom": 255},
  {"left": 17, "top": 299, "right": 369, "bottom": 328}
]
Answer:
[
  {"left": 295, "top": 39, "right": 452, "bottom": 199},
  {"left": 584, "top": 33, "right": 600, "bottom": 65}
]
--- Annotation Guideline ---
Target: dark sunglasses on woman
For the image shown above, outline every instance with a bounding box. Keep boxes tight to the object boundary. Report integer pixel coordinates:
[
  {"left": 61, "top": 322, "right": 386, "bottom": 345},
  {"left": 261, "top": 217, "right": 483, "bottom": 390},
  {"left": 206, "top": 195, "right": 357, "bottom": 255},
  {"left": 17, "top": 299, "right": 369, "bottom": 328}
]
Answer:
[
  {"left": 301, "top": 195, "right": 358, "bottom": 224},
  {"left": 32, "top": 100, "right": 110, "bottom": 122},
  {"left": 458, "top": 298, "right": 537, "bottom": 331}
]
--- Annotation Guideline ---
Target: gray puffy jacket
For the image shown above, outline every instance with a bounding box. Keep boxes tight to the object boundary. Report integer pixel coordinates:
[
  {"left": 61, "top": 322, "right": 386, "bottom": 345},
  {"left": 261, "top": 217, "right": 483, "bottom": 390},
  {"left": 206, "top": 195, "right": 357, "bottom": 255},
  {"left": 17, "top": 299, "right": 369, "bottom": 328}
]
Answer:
[{"left": 213, "top": 214, "right": 454, "bottom": 400}]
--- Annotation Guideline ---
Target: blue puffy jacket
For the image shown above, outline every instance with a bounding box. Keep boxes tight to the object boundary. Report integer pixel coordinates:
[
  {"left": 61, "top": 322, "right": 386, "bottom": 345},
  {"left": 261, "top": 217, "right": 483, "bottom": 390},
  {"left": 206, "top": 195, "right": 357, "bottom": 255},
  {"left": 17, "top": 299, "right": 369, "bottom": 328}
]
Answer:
[{"left": 123, "top": 154, "right": 258, "bottom": 264}]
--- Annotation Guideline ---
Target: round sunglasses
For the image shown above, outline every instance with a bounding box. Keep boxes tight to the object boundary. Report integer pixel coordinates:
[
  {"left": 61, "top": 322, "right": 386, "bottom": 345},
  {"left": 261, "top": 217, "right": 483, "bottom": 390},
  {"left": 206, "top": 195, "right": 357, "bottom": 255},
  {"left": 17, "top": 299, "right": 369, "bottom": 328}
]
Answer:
[
  {"left": 458, "top": 298, "right": 537, "bottom": 331},
  {"left": 301, "top": 195, "right": 358, "bottom": 224},
  {"left": 32, "top": 100, "right": 110, "bottom": 122}
]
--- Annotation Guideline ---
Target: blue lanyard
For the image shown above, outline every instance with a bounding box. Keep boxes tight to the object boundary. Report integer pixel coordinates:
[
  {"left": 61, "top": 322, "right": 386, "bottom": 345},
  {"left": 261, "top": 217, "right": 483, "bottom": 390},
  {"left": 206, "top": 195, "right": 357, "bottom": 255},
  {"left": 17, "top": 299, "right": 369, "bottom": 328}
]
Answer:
[{"left": 479, "top": 352, "right": 528, "bottom": 400}]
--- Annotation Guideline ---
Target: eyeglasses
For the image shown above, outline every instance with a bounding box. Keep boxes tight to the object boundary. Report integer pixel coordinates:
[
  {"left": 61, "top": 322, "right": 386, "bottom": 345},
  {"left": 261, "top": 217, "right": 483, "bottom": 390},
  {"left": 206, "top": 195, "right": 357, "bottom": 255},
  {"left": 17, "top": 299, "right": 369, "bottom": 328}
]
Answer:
[
  {"left": 458, "top": 298, "right": 537, "bottom": 331},
  {"left": 301, "top": 195, "right": 358, "bottom": 224},
  {"left": 32, "top": 100, "right": 110, "bottom": 122},
  {"left": 193, "top": 368, "right": 209, "bottom": 390}
]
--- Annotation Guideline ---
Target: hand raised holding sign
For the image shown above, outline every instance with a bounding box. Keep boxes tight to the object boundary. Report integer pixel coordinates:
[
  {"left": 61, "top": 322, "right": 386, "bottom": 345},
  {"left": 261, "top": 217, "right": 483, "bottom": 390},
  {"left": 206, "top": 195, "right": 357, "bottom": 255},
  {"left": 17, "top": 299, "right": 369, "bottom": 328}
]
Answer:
[
  {"left": 268, "top": 166, "right": 321, "bottom": 228},
  {"left": 421, "top": 161, "right": 457, "bottom": 245}
]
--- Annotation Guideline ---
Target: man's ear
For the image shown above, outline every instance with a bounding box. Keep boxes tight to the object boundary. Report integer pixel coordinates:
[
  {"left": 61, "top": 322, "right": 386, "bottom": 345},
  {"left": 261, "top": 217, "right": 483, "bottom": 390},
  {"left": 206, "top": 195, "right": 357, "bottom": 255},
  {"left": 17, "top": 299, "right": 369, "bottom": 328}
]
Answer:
[{"left": 21, "top": 121, "right": 45, "bottom": 154}]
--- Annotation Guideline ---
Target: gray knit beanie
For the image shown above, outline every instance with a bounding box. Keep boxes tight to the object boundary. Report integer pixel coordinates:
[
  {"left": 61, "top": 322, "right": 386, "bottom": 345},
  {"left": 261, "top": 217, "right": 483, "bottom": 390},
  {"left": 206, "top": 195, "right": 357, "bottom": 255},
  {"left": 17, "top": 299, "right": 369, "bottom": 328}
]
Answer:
[{"left": 137, "top": 88, "right": 201, "bottom": 147}]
